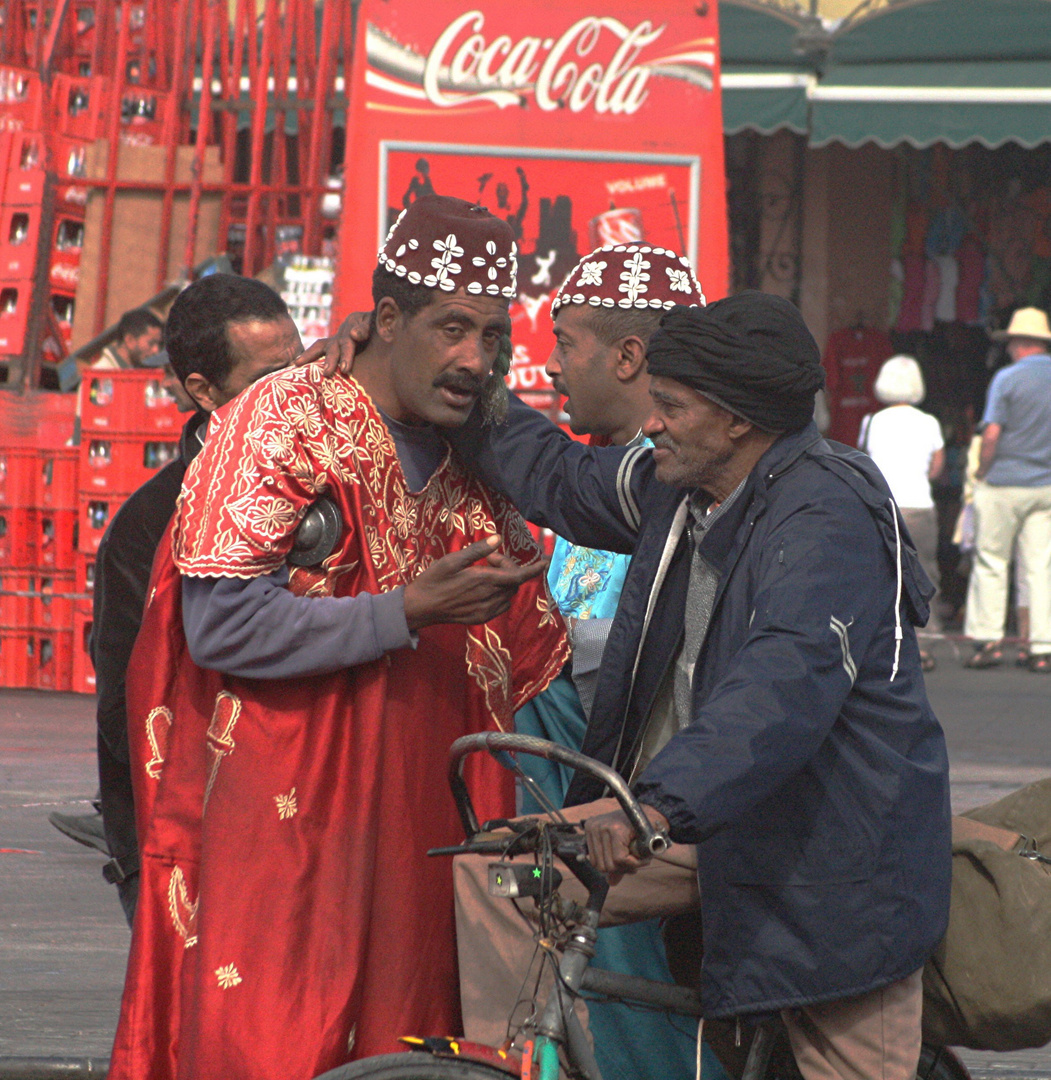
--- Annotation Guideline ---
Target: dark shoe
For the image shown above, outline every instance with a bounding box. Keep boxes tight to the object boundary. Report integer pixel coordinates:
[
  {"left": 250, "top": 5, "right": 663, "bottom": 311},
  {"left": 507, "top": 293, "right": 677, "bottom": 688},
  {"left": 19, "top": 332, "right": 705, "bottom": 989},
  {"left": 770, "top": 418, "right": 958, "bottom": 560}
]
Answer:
[
  {"left": 1027, "top": 654, "right": 1051, "bottom": 674},
  {"left": 48, "top": 810, "right": 110, "bottom": 855},
  {"left": 964, "top": 642, "right": 1004, "bottom": 669}
]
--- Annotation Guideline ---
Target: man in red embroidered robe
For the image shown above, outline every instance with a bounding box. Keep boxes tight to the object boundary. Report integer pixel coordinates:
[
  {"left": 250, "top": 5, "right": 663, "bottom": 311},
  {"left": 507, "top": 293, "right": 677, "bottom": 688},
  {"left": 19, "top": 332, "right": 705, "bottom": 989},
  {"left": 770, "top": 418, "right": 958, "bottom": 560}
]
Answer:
[{"left": 110, "top": 197, "right": 569, "bottom": 1080}]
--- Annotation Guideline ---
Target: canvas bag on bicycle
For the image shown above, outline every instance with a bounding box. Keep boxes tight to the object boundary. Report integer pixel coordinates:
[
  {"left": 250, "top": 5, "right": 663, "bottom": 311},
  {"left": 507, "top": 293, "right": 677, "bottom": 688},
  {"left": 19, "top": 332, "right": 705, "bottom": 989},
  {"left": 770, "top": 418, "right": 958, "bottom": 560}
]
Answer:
[{"left": 922, "top": 777, "right": 1051, "bottom": 1051}]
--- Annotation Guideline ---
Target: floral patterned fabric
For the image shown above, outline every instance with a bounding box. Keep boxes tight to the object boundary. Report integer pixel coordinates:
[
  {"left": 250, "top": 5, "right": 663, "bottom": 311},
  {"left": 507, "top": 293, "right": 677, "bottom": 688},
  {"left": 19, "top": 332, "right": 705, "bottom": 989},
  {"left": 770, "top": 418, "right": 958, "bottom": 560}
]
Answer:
[{"left": 547, "top": 438, "right": 652, "bottom": 621}]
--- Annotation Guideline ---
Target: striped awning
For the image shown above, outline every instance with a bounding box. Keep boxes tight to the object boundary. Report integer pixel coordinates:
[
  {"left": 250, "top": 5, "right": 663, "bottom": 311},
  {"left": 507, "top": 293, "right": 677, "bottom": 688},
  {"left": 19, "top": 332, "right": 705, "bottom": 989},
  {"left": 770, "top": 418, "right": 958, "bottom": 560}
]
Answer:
[{"left": 719, "top": 0, "right": 1051, "bottom": 148}]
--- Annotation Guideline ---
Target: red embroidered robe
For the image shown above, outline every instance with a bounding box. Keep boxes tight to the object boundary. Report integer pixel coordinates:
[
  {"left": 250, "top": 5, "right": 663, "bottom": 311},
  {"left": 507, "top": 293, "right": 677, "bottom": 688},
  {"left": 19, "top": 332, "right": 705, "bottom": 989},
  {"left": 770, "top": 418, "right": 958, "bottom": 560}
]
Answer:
[{"left": 109, "top": 367, "right": 569, "bottom": 1080}]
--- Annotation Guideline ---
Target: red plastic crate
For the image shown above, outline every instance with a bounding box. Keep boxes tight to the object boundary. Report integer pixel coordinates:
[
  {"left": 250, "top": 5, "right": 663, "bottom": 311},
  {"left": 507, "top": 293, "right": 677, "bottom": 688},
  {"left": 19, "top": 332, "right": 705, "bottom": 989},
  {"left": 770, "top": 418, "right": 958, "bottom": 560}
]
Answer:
[
  {"left": 0, "top": 508, "right": 37, "bottom": 569},
  {"left": 37, "top": 509, "right": 77, "bottom": 570},
  {"left": 33, "top": 571, "right": 76, "bottom": 630},
  {"left": 55, "top": 181, "right": 89, "bottom": 216},
  {"left": 52, "top": 136, "right": 90, "bottom": 183},
  {"left": 74, "top": 552, "right": 94, "bottom": 596},
  {"left": 77, "top": 493, "right": 117, "bottom": 554},
  {"left": 49, "top": 253, "right": 80, "bottom": 293},
  {"left": 2, "top": 130, "right": 46, "bottom": 206},
  {"left": 120, "top": 89, "right": 168, "bottom": 146},
  {"left": 33, "top": 627, "right": 74, "bottom": 690},
  {"left": 72, "top": 603, "right": 95, "bottom": 693},
  {"left": 35, "top": 447, "right": 78, "bottom": 510},
  {"left": 0, "top": 67, "right": 43, "bottom": 128},
  {"left": 48, "top": 214, "right": 84, "bottom": 293},
  {"left": 79, "top": 435, "right": 179, "bottom": 495},
  {"left": 0, "top": 570, "right": 34, "bottom": 628},
  {"left": 51, "top": 74, "right": 102, "bottom": 140},
  {"left": 79, "top": 369, "right": 183, "bottom": 435},
  {"left": 0, "top": 447, "right": 36, "bottom": 505},
  {"left": 0, "top": 130, "right": 13, "bottom": 180},
  {"left": 4, "top": 165, "right": 45, "bottom": 208},
  {"left": 0, "top": 630, "right": 33, "bottom": 689},
  {"left": 50, "top": 289, "right": 76, "bottom": 349},
  {"left": 0, "top": 206, "right": 42, "bottom": 279},
  {"left": 0, "top": 282, "right": 31, "bottom": 355}
]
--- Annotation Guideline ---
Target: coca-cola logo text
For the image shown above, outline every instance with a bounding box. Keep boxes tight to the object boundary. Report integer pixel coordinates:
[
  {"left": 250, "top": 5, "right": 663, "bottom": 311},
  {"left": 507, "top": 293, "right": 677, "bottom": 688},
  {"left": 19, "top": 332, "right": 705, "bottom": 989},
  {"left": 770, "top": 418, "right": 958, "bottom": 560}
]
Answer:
[{"left": 423, "top": 12, "right": 665, "bottom": 115}]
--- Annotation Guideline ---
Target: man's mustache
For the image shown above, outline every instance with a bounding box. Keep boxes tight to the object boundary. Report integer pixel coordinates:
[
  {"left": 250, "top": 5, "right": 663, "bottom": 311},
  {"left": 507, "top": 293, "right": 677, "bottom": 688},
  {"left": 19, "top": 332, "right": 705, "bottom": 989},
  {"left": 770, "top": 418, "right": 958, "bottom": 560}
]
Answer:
[
  {"left": 652, "top": 435, "right": 677, "bottom": 452},
  {"left": 433, "top": 372, "right": 485, "bottom": 395}
]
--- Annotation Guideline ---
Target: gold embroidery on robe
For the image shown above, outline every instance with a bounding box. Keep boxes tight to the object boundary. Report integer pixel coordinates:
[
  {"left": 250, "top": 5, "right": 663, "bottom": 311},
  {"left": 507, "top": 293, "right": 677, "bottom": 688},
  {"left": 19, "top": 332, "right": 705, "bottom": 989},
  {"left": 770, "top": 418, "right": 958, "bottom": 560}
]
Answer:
[
  {"left": 215, "top": 963, "right": 242, "bottom": 989},
  {"left": 168, "top": 866, "right": 199, "bottom": 947},
  {"left": 203, "top": 691, "right": 242, "bottom": 811},
  {"left": 274, "top": 789, "right": 298, "bottom": 820},
  {"left": 466, "top": 626, "right": 513, "bottom": 730},
  {"left": 144, "top": 707, "right": 174, "bottom": 781}
]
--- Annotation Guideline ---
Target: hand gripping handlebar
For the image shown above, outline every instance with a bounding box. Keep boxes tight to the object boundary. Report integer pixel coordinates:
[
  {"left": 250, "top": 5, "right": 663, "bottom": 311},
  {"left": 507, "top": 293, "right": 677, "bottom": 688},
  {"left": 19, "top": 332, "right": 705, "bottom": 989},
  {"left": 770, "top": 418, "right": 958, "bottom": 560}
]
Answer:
[{"left": 447, "top": 732, "right": 670, "bottom": 859}]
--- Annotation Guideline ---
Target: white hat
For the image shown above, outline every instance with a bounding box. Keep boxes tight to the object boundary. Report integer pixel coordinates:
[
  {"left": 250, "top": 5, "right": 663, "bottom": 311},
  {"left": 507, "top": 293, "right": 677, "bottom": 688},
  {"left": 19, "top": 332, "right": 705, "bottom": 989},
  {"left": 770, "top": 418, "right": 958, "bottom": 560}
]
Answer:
[{"left": 991, "top": 307, "right": 1051, "bottom": 341}]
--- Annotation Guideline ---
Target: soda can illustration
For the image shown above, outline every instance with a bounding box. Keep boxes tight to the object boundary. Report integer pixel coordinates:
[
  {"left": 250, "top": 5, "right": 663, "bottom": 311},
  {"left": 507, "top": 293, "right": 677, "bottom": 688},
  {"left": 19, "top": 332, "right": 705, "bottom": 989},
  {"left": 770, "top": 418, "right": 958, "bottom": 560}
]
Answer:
[{"left": 589, "top": 207, "right": 644, "bottom": 249}]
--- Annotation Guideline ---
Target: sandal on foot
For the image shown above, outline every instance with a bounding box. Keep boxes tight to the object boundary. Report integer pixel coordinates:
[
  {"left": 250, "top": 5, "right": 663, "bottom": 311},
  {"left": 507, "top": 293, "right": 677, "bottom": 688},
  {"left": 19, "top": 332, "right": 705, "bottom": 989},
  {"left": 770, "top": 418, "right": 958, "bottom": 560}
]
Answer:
[
  {"left": 1027, "top": 654, "right": 1051, "bottom": 674},
  {"left": 920, "top": 650, "right": 936, "bottom": 672},
  {"left": 965, "top": 643, "right": 1004, "bottom": 669}
]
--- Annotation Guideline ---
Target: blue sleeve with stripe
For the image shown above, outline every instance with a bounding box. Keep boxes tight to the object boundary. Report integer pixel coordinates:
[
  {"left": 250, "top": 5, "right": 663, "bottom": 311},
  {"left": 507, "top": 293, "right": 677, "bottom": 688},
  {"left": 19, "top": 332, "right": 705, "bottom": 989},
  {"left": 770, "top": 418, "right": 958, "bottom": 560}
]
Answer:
[{"left": 445, "top": 393, "right": 652, "bottom": 554}]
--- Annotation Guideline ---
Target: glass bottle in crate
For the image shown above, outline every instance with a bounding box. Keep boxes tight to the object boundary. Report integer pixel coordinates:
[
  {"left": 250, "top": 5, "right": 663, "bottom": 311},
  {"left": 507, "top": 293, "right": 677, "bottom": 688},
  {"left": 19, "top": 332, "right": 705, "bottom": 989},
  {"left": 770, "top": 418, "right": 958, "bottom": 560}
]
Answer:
[
  {"left": 89, "top": 378, "right": 113, "bottom": 406},
  {"left": 87, "top": 440, "right": 111, "bottom": 469}
]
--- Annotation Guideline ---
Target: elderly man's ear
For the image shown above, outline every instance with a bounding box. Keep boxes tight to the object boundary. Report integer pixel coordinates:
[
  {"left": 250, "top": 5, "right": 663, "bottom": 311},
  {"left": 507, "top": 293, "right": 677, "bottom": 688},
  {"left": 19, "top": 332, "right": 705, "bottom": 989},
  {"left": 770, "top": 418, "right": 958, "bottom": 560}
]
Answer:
[{"left": 295, "top": 311, "right": 372, "bottom": 377}]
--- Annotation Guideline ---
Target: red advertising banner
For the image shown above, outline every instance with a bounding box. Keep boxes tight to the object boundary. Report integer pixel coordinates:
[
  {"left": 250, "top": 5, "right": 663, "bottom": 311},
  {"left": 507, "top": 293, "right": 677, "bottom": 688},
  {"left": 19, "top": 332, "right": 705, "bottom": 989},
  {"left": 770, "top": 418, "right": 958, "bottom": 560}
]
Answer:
[{"left": 335, "top": 1, "right": 728, "bottom": 400}]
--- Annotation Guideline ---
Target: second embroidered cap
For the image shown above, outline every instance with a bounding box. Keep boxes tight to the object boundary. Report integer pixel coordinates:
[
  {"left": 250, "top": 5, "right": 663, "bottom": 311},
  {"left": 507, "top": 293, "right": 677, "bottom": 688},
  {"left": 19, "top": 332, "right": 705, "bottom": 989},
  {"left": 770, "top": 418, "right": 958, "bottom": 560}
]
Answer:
[
  {"left": 379, "top": 195, "right": 518, "bottom": 299},
  {"left": 552, "top": 244, "right": 705, "bottom": 315}
]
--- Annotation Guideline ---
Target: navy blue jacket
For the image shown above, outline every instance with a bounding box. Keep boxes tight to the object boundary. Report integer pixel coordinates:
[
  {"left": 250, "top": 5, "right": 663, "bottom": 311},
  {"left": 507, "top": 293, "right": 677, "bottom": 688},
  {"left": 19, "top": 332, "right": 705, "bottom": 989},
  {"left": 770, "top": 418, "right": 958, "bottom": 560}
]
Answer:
[{"left": 450, "top": 396, "right": 952, "bottom": 1018}]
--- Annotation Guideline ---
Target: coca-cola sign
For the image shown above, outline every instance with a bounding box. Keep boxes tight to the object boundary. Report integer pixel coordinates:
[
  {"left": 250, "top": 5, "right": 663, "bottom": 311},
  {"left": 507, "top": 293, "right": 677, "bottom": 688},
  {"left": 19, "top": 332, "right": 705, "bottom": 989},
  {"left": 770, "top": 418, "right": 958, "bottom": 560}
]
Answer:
[
  {"left": 336, "top": 0, "right": 728, "bottom": 320},
  {"left": 366, "top": 10, "right": 714, "bottom": 116}
]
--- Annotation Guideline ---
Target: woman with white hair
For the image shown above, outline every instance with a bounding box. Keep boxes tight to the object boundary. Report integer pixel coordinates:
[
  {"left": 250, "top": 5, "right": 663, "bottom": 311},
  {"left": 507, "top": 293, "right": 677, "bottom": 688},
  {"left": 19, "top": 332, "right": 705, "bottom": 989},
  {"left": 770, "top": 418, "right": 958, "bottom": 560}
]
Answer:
[{"left": 859, "top": 354, "right": 945, "bottom": 670}]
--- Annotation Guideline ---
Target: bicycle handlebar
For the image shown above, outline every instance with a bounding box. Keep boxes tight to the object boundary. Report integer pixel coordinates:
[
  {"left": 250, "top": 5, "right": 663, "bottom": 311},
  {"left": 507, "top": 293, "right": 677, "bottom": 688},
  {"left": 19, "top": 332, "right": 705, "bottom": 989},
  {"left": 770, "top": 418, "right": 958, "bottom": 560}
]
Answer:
[{"left": 447, "top": 732, "right": 670, "bottom": 859}]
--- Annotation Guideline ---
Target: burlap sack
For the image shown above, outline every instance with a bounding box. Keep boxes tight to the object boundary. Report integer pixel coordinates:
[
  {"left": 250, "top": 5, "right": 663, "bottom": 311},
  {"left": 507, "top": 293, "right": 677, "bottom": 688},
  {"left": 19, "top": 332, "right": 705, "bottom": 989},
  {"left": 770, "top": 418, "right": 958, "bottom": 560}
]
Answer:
[{"left": 922, "top": 778, "right": 1051, "bottom": 1051}]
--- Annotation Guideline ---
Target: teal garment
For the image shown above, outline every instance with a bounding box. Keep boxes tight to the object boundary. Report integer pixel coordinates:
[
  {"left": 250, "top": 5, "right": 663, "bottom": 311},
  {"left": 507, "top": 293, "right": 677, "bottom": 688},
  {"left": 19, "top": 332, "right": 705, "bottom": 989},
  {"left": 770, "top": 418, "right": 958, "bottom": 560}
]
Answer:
[{"left": 516, "top": 673, "right": 729, "bottom": 1080}]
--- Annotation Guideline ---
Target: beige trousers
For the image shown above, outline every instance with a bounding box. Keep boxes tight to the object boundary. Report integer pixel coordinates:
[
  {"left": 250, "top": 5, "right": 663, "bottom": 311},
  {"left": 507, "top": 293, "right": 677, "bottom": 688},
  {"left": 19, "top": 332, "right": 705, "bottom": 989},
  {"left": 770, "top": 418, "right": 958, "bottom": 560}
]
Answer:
[
  {"left": 454, "top": 819, "right": 922, "bottom": 1080},
  {"left": 965, "top": 482, "right": 1051, "bottom": 654}
]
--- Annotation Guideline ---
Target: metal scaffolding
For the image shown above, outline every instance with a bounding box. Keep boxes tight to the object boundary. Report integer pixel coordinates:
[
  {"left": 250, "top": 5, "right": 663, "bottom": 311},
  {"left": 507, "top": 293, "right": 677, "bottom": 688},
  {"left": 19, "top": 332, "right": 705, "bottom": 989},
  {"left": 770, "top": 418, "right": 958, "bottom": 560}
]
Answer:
[{"left": 0, "top": 0, "right": 354, "bottom": 389}]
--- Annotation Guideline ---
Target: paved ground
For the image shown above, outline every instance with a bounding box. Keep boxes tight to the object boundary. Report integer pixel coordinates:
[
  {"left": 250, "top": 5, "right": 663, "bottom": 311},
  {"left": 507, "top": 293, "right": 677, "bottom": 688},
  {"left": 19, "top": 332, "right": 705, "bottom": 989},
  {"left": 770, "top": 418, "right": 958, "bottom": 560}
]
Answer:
[{"left": 0, "top": 655, "right": 1049, "bottom": 1075}]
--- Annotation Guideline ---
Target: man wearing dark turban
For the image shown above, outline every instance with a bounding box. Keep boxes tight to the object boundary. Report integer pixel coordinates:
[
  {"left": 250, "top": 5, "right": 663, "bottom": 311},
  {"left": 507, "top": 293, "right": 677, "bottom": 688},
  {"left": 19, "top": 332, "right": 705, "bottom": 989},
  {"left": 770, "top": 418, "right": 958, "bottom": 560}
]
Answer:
[{"left": 448, "top": 290, "right": 951, "bottom": 1080}]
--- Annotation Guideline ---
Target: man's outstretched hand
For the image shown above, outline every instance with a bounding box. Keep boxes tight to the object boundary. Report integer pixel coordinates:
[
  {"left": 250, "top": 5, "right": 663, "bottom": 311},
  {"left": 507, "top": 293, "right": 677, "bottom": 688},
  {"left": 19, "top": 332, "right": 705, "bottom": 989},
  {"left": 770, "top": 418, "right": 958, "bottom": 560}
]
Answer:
[
  {"left": 295, "top": 311, "right": 371, "bottom": 377},
  {"left": 403, "top": 536, "right": 549, "bottom": 631}
]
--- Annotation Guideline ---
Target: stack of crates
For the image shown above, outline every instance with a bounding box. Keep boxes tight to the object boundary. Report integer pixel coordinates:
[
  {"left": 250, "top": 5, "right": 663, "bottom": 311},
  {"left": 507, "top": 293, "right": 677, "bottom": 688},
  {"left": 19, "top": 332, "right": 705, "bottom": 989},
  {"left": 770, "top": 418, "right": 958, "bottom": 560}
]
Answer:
[
  {"left": 75, "top": 368, "right": 181, "bottom": 691},
  {"left": 0, "top": 437, "right": 80, "bottom": 690},
  {"left": 0, "top": 370, "right": 181, "bottom": 692},
  {"left": 0, "top": 125, "right": 90, "bottom": 366}
]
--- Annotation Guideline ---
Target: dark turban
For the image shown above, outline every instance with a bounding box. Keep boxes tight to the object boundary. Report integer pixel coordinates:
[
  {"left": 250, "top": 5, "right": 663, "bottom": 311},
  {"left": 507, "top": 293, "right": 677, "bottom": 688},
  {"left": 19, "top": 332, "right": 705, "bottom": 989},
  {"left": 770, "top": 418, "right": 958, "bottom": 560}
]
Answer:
[{"left": 646, "top": 291, "right": 825, "bottom": 432}]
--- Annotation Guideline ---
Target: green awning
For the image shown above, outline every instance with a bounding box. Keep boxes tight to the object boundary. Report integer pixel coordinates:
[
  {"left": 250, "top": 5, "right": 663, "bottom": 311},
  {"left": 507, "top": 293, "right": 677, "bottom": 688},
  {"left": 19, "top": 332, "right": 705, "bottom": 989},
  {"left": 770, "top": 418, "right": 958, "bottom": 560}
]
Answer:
[
  {"left": 830, "top": 0, "right": 1051, "bottom": 63},
  {"left": 722, "top": 68, "right": 812, "bottom": 135},
  {"left": 810, "top": 59, "right": 1051, "bottom": 148},
  {"left": 718, "top": 0, "right": 1051, "bottom": 148},
  {"left": 719, "top": 0, "right": 813, "bottom": 135}
]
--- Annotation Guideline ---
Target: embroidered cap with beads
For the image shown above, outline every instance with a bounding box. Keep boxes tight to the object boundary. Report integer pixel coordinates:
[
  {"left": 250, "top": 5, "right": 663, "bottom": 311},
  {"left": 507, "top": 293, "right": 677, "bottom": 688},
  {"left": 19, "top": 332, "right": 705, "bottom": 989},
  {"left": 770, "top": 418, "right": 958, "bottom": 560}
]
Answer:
[
  {"left": 551, "top": 244, "right": 705, "bottom": 315},
  {"left": 378, "top": 194, "right": 517, "bottom": 300}
]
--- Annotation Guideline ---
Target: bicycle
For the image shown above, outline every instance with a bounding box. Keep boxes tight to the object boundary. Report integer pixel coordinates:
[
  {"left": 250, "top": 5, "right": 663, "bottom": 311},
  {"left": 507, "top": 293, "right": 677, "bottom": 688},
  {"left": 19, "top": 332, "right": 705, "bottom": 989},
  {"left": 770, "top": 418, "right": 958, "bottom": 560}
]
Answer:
[{"left": 315, "top": 732, "right": 971, "bottom": 1080}]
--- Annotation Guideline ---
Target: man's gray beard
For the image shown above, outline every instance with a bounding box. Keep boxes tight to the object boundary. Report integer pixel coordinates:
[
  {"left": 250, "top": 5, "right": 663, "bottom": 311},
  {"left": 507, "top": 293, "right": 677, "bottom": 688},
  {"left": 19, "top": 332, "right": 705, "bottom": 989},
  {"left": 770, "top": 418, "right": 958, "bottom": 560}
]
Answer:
[{"left": 480, "top": 374, "right": 509, "bottom": 425}]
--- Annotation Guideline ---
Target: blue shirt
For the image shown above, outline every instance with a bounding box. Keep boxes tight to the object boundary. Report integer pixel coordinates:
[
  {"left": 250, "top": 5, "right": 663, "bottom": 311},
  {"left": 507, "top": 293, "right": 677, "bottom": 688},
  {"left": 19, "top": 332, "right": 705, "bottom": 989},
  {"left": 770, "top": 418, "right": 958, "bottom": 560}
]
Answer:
[{"left": 982, "top": 353, "right": 1051, "bottom": 487}]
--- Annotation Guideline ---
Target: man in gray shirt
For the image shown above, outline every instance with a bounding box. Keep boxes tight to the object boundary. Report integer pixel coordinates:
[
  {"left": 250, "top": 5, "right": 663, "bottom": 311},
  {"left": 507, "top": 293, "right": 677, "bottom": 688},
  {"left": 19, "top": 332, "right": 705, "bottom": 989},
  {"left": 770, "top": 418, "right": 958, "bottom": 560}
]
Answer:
[{"left": 965, "top": 306, "right": 1051, "bottom": 671}]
